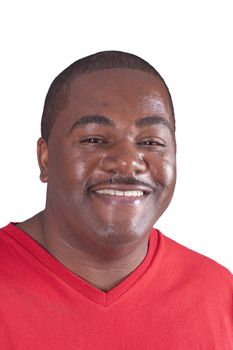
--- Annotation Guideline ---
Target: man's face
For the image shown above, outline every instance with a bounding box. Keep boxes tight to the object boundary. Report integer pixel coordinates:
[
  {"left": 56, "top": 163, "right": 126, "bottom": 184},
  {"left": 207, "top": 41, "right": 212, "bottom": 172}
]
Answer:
[{"left": 40, "top": 68, "right": 176, "bottom": 251}]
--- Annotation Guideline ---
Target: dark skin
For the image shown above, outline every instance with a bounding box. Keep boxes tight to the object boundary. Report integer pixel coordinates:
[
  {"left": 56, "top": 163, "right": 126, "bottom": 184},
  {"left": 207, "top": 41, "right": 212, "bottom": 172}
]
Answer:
[{"left": 18, "top": 68, "right": 176, "bottom": 291}]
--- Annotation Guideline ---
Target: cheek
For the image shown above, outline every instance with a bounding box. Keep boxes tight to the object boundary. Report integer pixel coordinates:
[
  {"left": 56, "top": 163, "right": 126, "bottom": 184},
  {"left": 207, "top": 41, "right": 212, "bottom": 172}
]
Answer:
[
  {"left": 151, "top": 155, "right": 176, "bottom": 188},
  {"left": 150, "top": 158, "right": 176, "bottom": 215},
  {"left": 50, "top": 149, "right": 99, "bottom": 190},
  {"left": 162, "top": 160, "right": 176, "bottom": 187}
]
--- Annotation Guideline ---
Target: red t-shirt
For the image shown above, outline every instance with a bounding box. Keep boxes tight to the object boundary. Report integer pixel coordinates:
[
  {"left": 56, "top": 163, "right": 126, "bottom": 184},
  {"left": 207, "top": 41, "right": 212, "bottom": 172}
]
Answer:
[{"left": 0, "top": 223, "right": 232, "bottom": 349}]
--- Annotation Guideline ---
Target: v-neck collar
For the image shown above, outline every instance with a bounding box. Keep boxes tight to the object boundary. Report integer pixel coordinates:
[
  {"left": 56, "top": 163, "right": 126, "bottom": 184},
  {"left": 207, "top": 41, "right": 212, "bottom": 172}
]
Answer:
[{"left": 2, "top": 223, "right": 159, "bottom": 307}]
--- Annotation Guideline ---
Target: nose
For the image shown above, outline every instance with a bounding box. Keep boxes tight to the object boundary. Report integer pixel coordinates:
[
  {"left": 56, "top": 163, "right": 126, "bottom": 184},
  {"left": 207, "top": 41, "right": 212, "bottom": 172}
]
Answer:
[{"left": 100, "top": 141, "right": 147, "bottom": 176}]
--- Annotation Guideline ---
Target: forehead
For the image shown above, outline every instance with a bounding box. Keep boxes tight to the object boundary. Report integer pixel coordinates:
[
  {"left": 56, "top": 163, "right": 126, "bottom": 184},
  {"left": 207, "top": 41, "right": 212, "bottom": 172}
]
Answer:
[
  {"left": 69, "top": 68, "right": 172, "bottom": 116},
  {"left": 50, "top": 68, "right": 174, "bottom": 139}
]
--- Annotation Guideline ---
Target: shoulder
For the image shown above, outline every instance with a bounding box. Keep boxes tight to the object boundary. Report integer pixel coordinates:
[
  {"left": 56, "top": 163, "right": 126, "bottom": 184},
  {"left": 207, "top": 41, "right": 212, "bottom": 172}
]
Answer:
[
  {"left": 0, "top": 223, "right": 13, "bottom": 248},
  {"left": 156, "top": 229, "right": 233, "bottom": 291}
]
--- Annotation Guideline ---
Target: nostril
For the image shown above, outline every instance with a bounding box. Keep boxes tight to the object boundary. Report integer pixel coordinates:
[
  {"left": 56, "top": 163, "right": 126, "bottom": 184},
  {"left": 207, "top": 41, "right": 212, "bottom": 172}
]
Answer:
[{"left": 100, "top": 155, "right": 147, "bottom": 176}]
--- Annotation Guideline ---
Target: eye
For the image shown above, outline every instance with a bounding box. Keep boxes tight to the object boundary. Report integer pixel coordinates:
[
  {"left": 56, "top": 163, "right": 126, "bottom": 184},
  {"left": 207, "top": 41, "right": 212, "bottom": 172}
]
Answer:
[
  {"left": 138, "top": 139, "right": 166, "bottom": 147},
  {"left": 80, "top": 137, "right": 106, "bottom": 144}
]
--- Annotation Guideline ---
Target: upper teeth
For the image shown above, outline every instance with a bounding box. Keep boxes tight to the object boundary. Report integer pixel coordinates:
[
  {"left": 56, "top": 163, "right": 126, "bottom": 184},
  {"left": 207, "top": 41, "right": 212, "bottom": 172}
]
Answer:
[{"left": 95, "top": 189, "right": 144, "bottom": 197}]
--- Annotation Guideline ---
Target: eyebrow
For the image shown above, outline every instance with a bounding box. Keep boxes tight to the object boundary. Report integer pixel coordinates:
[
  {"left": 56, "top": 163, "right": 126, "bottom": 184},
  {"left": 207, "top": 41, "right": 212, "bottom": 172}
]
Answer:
[
  {"left": 70, "top": 114, "right": 173, "bottom": 133},
  {"left": 135, "top": 116, "right": 173, "bottom": 132},
  {"left": 71, "top": 115, "right": 115, "bottom": 131}
]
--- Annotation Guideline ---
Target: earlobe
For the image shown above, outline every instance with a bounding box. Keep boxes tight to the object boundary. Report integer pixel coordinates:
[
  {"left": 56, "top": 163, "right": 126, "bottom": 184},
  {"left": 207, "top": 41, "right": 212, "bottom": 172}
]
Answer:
[{"left": 37, "top": 137, "right": 49, "bottom": 183}]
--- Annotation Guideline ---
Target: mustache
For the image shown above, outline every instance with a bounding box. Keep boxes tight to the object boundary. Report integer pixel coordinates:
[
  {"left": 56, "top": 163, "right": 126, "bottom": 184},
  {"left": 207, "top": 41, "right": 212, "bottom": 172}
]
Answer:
[{"left": 87, "top": 177, "right": 157, "bottom": 192}]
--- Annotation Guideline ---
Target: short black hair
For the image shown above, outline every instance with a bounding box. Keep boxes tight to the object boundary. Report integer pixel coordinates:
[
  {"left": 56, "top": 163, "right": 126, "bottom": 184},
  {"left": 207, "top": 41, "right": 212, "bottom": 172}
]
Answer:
[{"left": 41, "top": 51, "right": 175, "bottom": 141}]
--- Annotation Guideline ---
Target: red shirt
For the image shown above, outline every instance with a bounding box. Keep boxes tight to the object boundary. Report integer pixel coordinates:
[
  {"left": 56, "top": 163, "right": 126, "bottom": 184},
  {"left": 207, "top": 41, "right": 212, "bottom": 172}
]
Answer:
[{"left": 0, "top": 223, "right": 232, "bottom": 349}]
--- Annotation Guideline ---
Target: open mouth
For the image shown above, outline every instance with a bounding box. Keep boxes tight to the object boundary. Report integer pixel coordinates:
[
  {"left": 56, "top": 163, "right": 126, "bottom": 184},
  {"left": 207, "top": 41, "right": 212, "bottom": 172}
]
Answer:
[
  {"left": 88, "top": 182, "right": 154, "bottom": 204},
  {"left": 94, "top": 189, "right": 144, "bottom": 197}
]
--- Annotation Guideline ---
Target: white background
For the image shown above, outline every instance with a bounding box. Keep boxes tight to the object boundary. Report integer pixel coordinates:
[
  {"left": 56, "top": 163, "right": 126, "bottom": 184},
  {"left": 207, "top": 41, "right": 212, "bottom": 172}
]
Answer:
[{"left": 0, "top": 1, "right": 232, "bottom": 271}]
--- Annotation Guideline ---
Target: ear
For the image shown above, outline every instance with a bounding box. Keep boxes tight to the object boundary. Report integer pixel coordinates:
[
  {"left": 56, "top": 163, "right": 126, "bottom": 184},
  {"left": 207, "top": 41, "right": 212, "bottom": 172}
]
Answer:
[{"left": 37, "top": 137, "right": 49, "bottom": 183}]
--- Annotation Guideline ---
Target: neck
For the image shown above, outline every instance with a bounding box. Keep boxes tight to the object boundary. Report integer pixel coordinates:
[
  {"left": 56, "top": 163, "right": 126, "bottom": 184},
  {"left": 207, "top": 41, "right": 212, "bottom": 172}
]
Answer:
[{"left": 17, "top": 211, "right": 151, "bottom": 292}]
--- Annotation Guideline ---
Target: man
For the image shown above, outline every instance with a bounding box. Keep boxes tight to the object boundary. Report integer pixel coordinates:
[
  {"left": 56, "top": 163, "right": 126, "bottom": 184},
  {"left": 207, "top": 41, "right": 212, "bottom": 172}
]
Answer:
[{"left": 0, "top": 51, "right": 232, "bottom": 349}]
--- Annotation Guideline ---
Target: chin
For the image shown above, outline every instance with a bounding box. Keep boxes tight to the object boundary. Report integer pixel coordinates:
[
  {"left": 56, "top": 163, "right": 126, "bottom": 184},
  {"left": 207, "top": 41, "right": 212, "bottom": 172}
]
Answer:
[{"left": 90, "top": 218, "right": 152, "bottom": 248}]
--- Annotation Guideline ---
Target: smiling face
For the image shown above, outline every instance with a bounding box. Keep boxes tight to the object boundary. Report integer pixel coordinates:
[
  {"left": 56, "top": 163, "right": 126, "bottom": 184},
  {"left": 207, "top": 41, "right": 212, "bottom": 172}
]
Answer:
[{"left": 38, "top": 68, "right": 176, "bottom": 253}]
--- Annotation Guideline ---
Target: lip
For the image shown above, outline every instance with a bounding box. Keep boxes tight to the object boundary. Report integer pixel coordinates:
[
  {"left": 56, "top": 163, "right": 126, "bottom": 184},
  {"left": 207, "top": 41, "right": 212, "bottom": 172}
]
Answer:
[
  {"left": 88, "top": 184, "right": 153, "bottom": 195},
  {"left": 90, "top": 191, "right": 148, "bottom": 205},
  {"left": 88, "top": 184, "right": 153, "bottom": 206}
]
